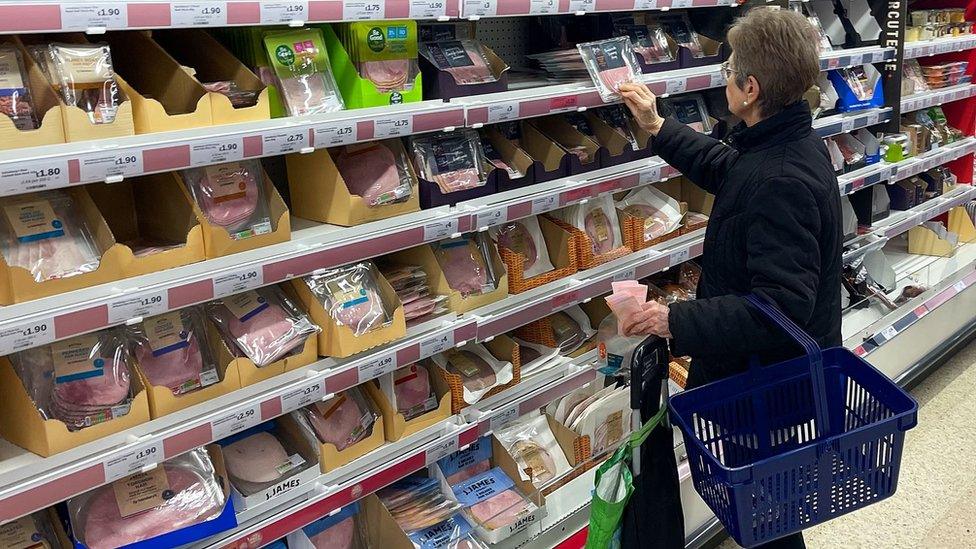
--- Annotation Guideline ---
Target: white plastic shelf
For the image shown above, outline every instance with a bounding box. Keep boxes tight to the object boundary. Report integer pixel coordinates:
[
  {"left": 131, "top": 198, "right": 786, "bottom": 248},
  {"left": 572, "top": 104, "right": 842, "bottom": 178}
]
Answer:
[
  {"left": 460, "top": 0, "right": 733, "bottom": 19},
  {"left": 904, "top": 34, "right": 976, "bottom": 59},
  {"left": 901, "top": 84, "right": 976, "bottom": 114}
]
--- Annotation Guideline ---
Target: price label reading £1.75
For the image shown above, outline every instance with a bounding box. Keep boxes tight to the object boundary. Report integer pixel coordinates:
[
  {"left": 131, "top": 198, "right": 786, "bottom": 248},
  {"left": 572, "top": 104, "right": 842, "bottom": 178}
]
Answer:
[
  {"left": 374, "top": 116, "right": 414, "bottom": 138},
  {"left": 103, "top": 440, "right": 164, "bottom": 482},
  {"left": 313, "top": 122, "right": 358, "bottom": 148},
  {"left": 210, "top": 404, "right": 261, "bottom": 440},
  {"left": 0, "top": 318, "right": 55, "bottom": 355},
  {"left": 344, "top": 0, "right": 386, "bottom": 19}
]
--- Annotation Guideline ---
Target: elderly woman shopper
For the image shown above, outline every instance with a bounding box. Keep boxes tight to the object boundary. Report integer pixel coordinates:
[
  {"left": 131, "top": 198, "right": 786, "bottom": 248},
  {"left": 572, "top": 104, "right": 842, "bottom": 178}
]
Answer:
[{"left": 616, "top": 8, "right": 841, "bottom": 549}]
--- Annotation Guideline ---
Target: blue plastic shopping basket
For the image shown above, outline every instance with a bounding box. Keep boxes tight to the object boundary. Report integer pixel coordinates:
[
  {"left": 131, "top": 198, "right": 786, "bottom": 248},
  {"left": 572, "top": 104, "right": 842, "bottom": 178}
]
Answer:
[{"left": 668, "top": 295, "right": 918, "bottom": 548}]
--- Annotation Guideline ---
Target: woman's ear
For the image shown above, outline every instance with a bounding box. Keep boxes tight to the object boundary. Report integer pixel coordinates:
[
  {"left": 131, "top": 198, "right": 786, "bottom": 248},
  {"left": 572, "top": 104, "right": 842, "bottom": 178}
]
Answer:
[{"left": 746, "top": 74, "right": 761, "bottom": 103}]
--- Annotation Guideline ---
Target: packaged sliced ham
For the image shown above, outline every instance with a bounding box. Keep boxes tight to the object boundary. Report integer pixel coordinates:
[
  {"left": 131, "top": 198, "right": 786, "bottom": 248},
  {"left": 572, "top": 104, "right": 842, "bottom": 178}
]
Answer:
[
  {"left": 289, "top": 502, "right": 367, "bottom": 549},
  {"left": 381, "top": 264, "right": 449, "bottom": 323},
  {"left": 659, "top": 15, "right": 705, "bottom": 58},
  {"left": 547, "top": 305, "right": 597, "bottom": 354},
  {"left": 419, "top": 40, "right": 503, "bottom": 85},
  {"left": 408, "top": 512, "right": 487, "bottom": 549},
  {"left": 303, "top": 261, "right": 395, "bottom": 336},
  {"left": 333, "top": 140, "right": 415, "bottom": 207},
  {"left": 207, "top": 285, "right": 320, "bottom": 367},
  {"left": 379, "top": 476, "right": 465, "bottom": 533},
  {"left": 410, "top": 130, "right": 488, "bottom": 194},
  {"left": 614, "top": 20, "right": 674, "bottom": 65},
  {"left": 128, "top": 306, "right": 220, "bottom": 396},
  {"left": 344, "top": 21, "right": 420, "bottom": 94},
  {"left": 47, "top": 42, "right": 123, "bottom": 124},
  {"left": 577, "top": 37, "right": 641, "bottom": 102},
  {"left": 220, "top": 423, "right": 314, "bottom": 496},
  {"left": 264, "top": 28, "right": 344, "bottom": 116},
  {"left": 201, "top": 81, "right": 261, "bottom": 108},
  {"left": 662, "top": 94, "right": 712, "bottom": 133},
  {"left": 451, "top": 468, "right": 539, "bottom": 535},
  {"left": 0, "top": 190, "right": 105, "bottom": 283},
  {"left": 11, "top": 328, "right": 134, "bottom": 431},
  {"left": 547, "top": 381, "right": 598, "bottom": 424},
  {"left": 393, "top": 363, "right": 439, "bottom": 420},
  {"left": 552, "top": 195, "right": 623, "bottom": 255},
  {"left": 513, "top": 338, "right": 562, "bottom": 379},
  {"left": 67, "top": 448, "right": 225, "bottom": 549},
  {"left": 570, "top": 386, "right": 631, "bottom": 455},
  {"left": 294, "top": 387, "right": 378, "bottom": 450},
  {"left": 495, "top": 413, "right": 572, "bottom": 484},
  {"left": 616, "top": 185, "right": 682, "bottom": 242},
  {"left": 181, "top": 160, "right": 274, "bottom": 240},
  {"left": 491, "top": 216, "right": 555, "bottom": 279},
  {"left": 480, "top": 135, "right": 523, "bottom": 179},
  {"left": 0, "top": 46, "right": 38, "bottom": 130},
  {"left": 0, "top": 511, "right": 59, "bottom": 548},
  {"left": 432, "top": 232, "right": 499, "bottom": 298},
  {"left": 430, "top": 344, "right": 513, "bottom": 405},
  {"left": 435, "top": 435, "right": 493, "bottom": 486}
]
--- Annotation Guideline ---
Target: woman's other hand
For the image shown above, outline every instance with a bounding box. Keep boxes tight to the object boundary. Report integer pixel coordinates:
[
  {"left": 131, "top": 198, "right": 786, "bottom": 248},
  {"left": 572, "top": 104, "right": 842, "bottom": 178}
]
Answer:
[
  {"left": 618, "top": 83, "right": 665, "bottom": 136},
  {"left": 621, "top": 300, "right": 672, "bottom": 338}
]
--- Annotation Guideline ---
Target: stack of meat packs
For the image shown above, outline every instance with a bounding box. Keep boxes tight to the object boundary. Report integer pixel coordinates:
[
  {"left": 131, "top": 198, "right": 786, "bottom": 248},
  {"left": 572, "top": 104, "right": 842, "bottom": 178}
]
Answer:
[
  {"left": 419, "top": 39, "right": 503, "bottom": 85},
  {"left": 337, "top": 20, "right": 420, "bottom": 95},
  {"left": 382, "top": 264, "right": 448, "bottom": 323},
  {"left": 548, "top": 380, "right": 631, "bottom": 455},
  {"left": 410, "top": 130, "right": 489, "bottom": 195},
  {"left": 304, "top": 261, "right": 395, "bottom": 336},
  {"left": 603, "top": 279, "right": 652, "bottom": 334}
]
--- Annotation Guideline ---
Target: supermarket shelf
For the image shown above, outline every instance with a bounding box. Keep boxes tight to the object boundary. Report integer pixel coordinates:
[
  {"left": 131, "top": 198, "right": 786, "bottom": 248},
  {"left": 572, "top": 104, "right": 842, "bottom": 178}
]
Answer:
[
  {"left": 904, "top": 34, "right": 976, "bottom": 59},
  {"left": 837, "top": 136, "right": 976, "bottom": 196},
  {"left": 901, "top": 84, "right": 976, "bottom": 114},
  {"left": 0, "top": 0, "right": 463, "bottom": 34},
  {"left": 460, "top": 0, "right": 735, "bottom": 19},
  {"left": 0, "top": 47, "right": 894, "bottom": 196},
  {"left": 813, "top": 107, "right": 891, "bottom": 138}
]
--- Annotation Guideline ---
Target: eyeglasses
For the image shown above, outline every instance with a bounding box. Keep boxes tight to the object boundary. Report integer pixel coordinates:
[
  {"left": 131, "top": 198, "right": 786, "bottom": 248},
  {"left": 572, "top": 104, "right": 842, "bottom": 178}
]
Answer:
[{"left": 720, "top": 61, "right": 738, "bottom": 80}]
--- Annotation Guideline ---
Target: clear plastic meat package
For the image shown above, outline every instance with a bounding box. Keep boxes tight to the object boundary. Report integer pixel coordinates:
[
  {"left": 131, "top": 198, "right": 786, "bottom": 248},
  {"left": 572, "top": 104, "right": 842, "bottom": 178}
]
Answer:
[
  {"left": 0, "top": 46, "right": 38, "bottom": 130},
  {"left": 513, "top": 338, "right": 562, "bottom": 379},
  {"left": 576, "top": 37, "right": 641, "bottom": 102},
  {"left": 303, "top": 261, "right": 396, "bottom": 336},
  {"left": 128, "top": 306, "right": 220, "bottom": 396},
  {"left": 430, "top": 344, "right": 513, "bottom": 405},
  {"left": 11, "top": 328, "right": 134, "bottom": 431},
  {"left": 67, "top": 447, "right": 225, "bottom": 549},
  {"left": 0, "top": 510, "right": 59, "bottom": 548},
  {"left": 334, "top": 140, "right": 415, "bottom": 207},
  {"left": 436, "top": 435, "right": 493, "bottom": 487},
  {"left": 293, "top": 386, "right": 378, "bottom": 451},
  {"left": 207, "top": 285, "right": 320, "bottom": 367},
  {"left": 616, "top": 185, "right": 682, "bottom": 241},
  {"left": 0, "top": 189, "right": 105, "bottom": 283},
  {"left": 263, "top": 28, "right": 344, "bottom": 116},
  {"left": 379, "top": 476, "right": 466, "bottom": 533},
  {"left": 451, "top": 467, "right": 541, "bottom": 541},
  {"left": 491, "top": 216, "right": 556, "bottom": 279},
  {"left": 495, "top": 413, "right": 572, "bottom": 484},
  {"left": 393, "top": 362, "right": 439, "bottom": 420},
  {"left": 547, "top": 305, "right": 597, "bottom": 354},
  {"left": 432, "top": 232, "right": 499, "bottom": 298},
  {"left": 47, "top": 42, "right": 124, "bottom": 124},
  {"left": 289, "top": 501, "right": 368, "bottom": 549},
  {"left": 410, "top": 129, "right": 489, "bottom": 194},
  {"left": 181, "top": 159, "right": 274, "bottom": 240},
  {"left": 419, "top": 39, "right": 504, "bottom": 85},
  {"left": 552, "top": 195, "right": 624, "bottom": 255},
  {"left": 220, "top": 423, "right": 315, "bottom": 497}
]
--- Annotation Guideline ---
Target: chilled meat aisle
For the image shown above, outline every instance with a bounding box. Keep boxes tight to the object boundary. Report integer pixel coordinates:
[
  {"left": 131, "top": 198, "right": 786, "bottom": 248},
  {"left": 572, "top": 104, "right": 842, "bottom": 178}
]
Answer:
[{"left": 0, "top": 1, "right": 973, "bottom": 548}]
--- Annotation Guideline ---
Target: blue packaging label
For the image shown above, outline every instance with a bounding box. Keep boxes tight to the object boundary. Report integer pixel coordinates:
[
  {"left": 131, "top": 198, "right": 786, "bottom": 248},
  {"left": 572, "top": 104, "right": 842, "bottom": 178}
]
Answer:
[
  {"left": 451, "top": 467, "right": 515, "bottom": 507},
  {"left": 437, "top": 436, "right": 492, "bottom": 479},
  {"left": 408, "top": 514, "right": 476, "bottom": 549}
]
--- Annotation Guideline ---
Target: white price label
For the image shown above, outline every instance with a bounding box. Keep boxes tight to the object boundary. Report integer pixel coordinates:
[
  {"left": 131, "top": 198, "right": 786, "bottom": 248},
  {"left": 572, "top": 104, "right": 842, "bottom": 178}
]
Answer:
[
  {"left": 954, "top": 280, "right": 967, "bottom": 293},
  {"left": 313, "top": 122, "right": 358, "bottom": 147},
  {"left": 420, "top": 332, "right": 455, "bottom": 358},
  {"left": 709, "top": 72, "right": 726, "bottom": 88},
  {"left": 344, "top": 0, "right": 385, "bottom": 19},
  {"left": 490, "top": 403, "right": 520, "bottom": 432},
  {"left": 531, "top": 195, "right": 558, "bottom": 214},
  {"left": 263, "top": 130, "right": 307, "bottom": 155},
  {"left": 463, "top": 0, "right": 497, "bottom": 16},
  {"left": 60, "top": 3, "right": 126, "bottom": 30},
  {"left": 211, "top": 404, "right": 261, "bottom": 440},
  {"left": 633, "top": 0, "right": 658, "bottom": 8},
  {"left": 665, "top": 79, "right": 687, "bottom": 95},
  {"left": 841, "top": 118, "right": 855, "bottom": 134},
  {"left": 260, "top": 1, "right": 308, "bottom": 23},
  {"left": 880, "top": 325, "right": 898, "bottom": 341},
  {"left": 487, "top": 102, "right": 520, "bottom": 124},
  {"left": 639, "top": 165, "right": 663, "bottom": 185},
  {"left": 213, "top": 267, "right": 264, "bottom": 298},
  {"left": 103, "top": 440, "right": 164, "bottom": 482},
  {"left": 672, "top": 0, "right": 692, "bottom": 7},
  {"left": 358, "top": 351, "right": 397, "bottom": 383},
  {"left": 280, "top": 377, "right": 327, "bottom": 413},
  {"left": 410, "top": 0, "right": 447, "bottom": 17},
  {"left": 866, "top": 112, "right": 880, "bottom": 126},
  {"left": 529, "top": 0, "right": 558, "bottom": 14},
  {"left": 476, "top": 207, "right": 506, "bottom": 229},
  {"left": 108, "top": 290, "right": 169, "bottom": 324},
  {"left": 568, "top": 0, "right": 595, "bottom": 11},
  {"left": 613, "top": 268, "right": 637, "bottom": 282},
  {"left": 0, "top": 159, "right": 70, "bottom": 194},
  {"left": 374, "top": 116, "right": 413, "bottom": 138},
  {"left": 426, "top": 435, "right": 459, "bottom": 464},
  {"left": 190, "top": 138, "right": 244, "bottom": 166},
  {"left": 424, "top": 218, "right": 459, "bottom": 240},
  {"left": 669, "top": 248, "right": 690, "bottom": 267},
  {"left": 79, "top": 150, "right": 143, "bottom": 182},
  {"left": 171, "top": 2, "right": 228, "bottom": 26},
  {"left": 848, "top": 53, "right": 863, "bottom": 66},
  {"left": 0, "top": 318, "right": 55, "bottom": 355}
]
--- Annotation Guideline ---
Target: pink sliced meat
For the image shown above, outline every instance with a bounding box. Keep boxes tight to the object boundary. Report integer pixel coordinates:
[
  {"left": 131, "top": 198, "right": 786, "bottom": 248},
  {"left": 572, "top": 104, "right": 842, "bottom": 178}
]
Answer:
[
  {"left": 196, "top": 167, "right": 259, "bottom": 229},
  {"left": 511, "top": 440, "right": 558, "bottom": 482},
  {"left": 333, "top": 285, "right": 385, "bottom": 334},
  {"left": 584, "top": 208, "right": 616, "bottom": 254},
  {"left": 444, "top": 43, "right": 495, "bottom": 85},
  {"left": 225, "top": 301, "right": 303, "bottom": 367},
  {"left": 598, "top": 66, "right": 633, "bottom": 95},
  {"left": 496, "top": 222, "right": 538, "bottom": 269},
  {"left": 309, "top": 516, "right": 355, "bottom": 549},
  {"left": 223, "top": 431, "right": 289, "bottom": 484},
  {"left": 433, "top": 168, "right": 482, "bottom": 193},
  {"left": 279, "top": 74, "right": 333, "bottom": 116},
  {"left": 438, "top": 242, "right": 488, "bottom": 297},
  {"left": 404, "top": 296, "right": 437, "bottom": 320},
  {"left": 334, "top": 143, "right": 408, "bottom": 207},
  {"left": 446, "top": 460, "right": 491, "bottom": 485},
  {"left": 9, "top": 233, "right": 101, "bottom": 282},
  {"left": 308, "top": 393, "right": 366, "bottom": 450},
  {"left": 469, "top": 489, "right": 532, "bottom": 530},
  {"left": 361, "top": 60, "right": 409, "bottom": 92},
  {"left": 394, "top": 364, "right": 433, "bottom": 416},
  {"left": 135, "top": 335, "right": 204, "bottom": 393},
  {"left": 445, "top": 350, "right": 496, "bottom": 392},
  {"left": 79, "top": 465, "right": 223, "bottom": 549},
  {"left": 52, "top": 363, "right": 130, "bottom": 408}
]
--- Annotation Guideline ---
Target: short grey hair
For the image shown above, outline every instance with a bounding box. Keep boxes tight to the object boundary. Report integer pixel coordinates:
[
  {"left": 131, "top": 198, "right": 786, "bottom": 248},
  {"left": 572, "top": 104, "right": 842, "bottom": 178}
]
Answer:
[{"left": 727, "top": 8, "right": 820, "bottom": 117}]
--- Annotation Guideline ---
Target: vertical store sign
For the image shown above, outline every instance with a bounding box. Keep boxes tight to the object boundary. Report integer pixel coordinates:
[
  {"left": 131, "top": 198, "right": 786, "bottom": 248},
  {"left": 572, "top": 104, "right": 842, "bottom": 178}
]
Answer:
[{"left": 872, "top": 0, "right": 905, "bottom": 131}]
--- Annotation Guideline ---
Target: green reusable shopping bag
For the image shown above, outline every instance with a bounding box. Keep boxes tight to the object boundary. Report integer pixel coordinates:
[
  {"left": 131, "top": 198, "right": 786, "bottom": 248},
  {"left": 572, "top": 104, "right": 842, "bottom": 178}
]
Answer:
[{"left": 584, "top": 405, "right": 667, "bottom": 549}]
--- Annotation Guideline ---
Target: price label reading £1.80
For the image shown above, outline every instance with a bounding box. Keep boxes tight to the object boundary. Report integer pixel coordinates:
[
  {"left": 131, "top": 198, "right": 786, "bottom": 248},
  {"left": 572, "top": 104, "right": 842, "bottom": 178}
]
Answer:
[
  {"left": 103, "top": 440, "right": 164, "bottom": 482},
  {"left": 171, "top": 2, "right": 228, "bottom": 26},
  {"left": 0, "top": 160, "right": 70, "bottom": 195},
  {"left": 190, "top": 138, "right": 244, "bottom": 166},
  {"left": 108, "top": 290, "right": 169, "bottom": 324},
  {"left": 426, "top": 435, "right": 459, "bottom": 464},
  {"left": 213, "top": 267, "right": 264, "bottom": 298},
  {"left": 0, "top": 318, "right": 55, "bottom": 355},
  {"left": 260, "top": 1, "right": 309, "bottom": 23},
  {"left": 210, "top": 404, "right": 261, "bottom": 440}
]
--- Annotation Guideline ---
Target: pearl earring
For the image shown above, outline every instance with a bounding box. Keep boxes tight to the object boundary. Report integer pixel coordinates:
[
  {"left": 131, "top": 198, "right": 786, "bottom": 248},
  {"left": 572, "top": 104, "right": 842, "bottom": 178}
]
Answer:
[{"left": 742, "top": 101, "right": 749, "bottom": 106}]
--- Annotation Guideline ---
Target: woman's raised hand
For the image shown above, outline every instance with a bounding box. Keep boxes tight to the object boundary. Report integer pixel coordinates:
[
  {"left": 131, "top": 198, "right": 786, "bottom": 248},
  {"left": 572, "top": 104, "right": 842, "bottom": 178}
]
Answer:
[{"left": 618, "top": 82, "right": 665, "bottom": 136}]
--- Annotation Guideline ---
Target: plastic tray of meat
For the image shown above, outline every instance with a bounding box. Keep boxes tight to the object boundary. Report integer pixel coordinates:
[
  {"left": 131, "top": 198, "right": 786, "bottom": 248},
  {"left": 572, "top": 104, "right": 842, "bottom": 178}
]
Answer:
[{"left": 577, "top": 37, "right": 641, "bottom": 102}]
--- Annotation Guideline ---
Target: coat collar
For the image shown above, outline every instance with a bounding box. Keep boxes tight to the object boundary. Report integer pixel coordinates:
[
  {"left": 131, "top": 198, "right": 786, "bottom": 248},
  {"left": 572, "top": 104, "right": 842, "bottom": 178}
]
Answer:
[{"left": 725, "top": 100, "right": 813, "bottom": 152}]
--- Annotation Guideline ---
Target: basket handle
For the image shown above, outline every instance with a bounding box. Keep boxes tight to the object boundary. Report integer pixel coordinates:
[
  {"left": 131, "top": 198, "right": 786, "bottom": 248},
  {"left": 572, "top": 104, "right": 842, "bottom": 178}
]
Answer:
[{"left": 744, "top": 294, "right": 830, "bottom": 434}]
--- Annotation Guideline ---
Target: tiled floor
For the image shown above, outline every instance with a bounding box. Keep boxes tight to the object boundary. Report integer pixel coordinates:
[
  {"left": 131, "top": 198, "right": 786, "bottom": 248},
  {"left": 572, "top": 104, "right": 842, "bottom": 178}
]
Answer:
[{"left": 716, "top": 338, "right": 976, "bottom": 549}]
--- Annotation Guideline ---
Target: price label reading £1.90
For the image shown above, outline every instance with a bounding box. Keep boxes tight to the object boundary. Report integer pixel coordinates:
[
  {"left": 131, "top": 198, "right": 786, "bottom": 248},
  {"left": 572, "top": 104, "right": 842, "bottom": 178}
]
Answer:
[
  {"left": 103, "top": 440, "right": 164, "bottom": 482},
  {"left": 213, "top": 267, "right": 264, "bottom": 298},
  {"left": 358, "top": 351, "right": 397, "bottom": 383},
  {"left": 426, "top": 435, "right": 458, "bottom": 464},
  {"left": 210, "top": 404, "right": 261, "bottom": 440},
  {"left": 0, "top": 318, "right": 55, "bottom": 355},
  {"left": 78, "top": 150, "right": 144, "bottom": 182},
  {"left": 190, "top": 138, "right": 244, "bottom": 166},
  {"left": 410, "top": 0, "right": 447, "bottom": 18},
  {"left": 170, "top": 2, "right": 228, "bottom": 26},
  {"left": 107, "top": 290, "right": 169, "bottom": 324},
  {"left": 60, "top": 3, "right": 126, "bottom": 30},
  {"left": 260, "top": 1, "right": 309, "bottom": 23}
]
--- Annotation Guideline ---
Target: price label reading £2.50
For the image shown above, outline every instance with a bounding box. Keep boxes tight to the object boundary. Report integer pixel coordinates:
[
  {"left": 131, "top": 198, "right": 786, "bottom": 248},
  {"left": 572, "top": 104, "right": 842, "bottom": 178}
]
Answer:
[
  {"left": 210, "top": 404, "right": 261, "bottom": 440},
  {"left": 103, "top": 440, "right": 164, "bottom": 482},
  {"left": 0, "top": 318, "right": 55, "bottom": 355},
  {"left": 107, "top": 290, "right": 169, "bottom": 324}
]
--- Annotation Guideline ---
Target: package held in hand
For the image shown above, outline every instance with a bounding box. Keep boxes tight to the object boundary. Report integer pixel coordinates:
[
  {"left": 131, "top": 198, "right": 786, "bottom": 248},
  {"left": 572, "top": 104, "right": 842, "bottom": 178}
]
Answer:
[{"left": 577, "top": 37, "right": 641, "bottom": 102}]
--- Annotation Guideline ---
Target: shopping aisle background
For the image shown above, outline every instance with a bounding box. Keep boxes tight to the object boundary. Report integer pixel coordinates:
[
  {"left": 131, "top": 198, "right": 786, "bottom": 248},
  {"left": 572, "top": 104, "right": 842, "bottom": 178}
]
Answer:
[{"left": 716, "top": 337, "right": 976, "bottom": 549}]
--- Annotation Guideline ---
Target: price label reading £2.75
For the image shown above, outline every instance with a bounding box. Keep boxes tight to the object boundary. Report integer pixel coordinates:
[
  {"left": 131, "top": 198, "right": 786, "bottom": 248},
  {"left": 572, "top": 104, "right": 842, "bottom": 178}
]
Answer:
[
  {"left": 103, "top": 440, "right": 164, "bottom": 482},
  {"left": 263, "top": 130, "right": 307, "bottom": 155},
  {"left": 210, "top": 404, "right": 261, "bottom": 440},
  {"left": 0, "top": 318, "right": 55, "bottom": 355}
]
